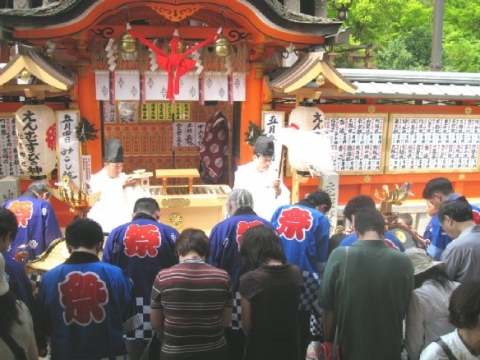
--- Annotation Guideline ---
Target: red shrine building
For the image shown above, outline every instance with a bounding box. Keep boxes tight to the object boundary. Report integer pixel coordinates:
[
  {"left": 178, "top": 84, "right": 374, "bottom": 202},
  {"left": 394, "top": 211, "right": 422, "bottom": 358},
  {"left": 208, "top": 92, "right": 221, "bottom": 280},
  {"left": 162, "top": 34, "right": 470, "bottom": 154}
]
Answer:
[{"left": 0, "top": 0, "right": 480, "bottom": 229}]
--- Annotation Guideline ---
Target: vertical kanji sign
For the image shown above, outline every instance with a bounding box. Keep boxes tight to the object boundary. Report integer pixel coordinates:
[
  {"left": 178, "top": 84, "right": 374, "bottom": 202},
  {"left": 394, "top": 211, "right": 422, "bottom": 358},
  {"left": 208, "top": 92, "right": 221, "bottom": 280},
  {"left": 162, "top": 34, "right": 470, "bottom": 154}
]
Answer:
[
  {"left": 261, "top": 111, "right": 285, "bottom": 175},
  {"left": 56, "top": 110, "right": 82, "bottom": 187}
]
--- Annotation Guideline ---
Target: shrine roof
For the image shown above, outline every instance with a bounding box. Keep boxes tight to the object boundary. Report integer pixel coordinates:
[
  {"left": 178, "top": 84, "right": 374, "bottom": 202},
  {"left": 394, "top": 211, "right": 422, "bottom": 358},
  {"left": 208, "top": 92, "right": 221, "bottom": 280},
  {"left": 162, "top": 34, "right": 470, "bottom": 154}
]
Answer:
[
  {"left": 0, "top": 44, "right": 76, "bottom": 90},
  {"left": 270, "top": 67, "right": 480, "bottom": 101},
  {"left": 0, "top": 0, "right": 342, "bottom": 36},
  {"left": 338, "top": 69, "right": 480, "bottom": 101},
  {"left": 269, "top": 51, "right": 357, "bottom": 95}
]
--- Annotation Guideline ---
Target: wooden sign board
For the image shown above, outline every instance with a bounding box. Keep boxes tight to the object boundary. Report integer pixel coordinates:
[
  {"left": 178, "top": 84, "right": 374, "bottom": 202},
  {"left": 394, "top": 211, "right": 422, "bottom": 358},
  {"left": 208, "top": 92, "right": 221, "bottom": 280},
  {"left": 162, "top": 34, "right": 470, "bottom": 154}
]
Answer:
[
  {"left": 324, "top": 114, "right": 388, "bottom": 174},
  {"left": 385, "top": 114, "right": 480, "bottom": 173},
  {"left": 0, "top": 113, "right": 25, "bottom": 177}
]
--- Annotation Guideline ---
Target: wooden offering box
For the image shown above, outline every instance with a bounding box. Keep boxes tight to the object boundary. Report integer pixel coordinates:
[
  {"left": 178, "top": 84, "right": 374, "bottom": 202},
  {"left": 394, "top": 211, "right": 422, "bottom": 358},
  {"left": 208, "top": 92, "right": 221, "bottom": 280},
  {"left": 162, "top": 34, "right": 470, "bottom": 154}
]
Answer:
[{"left": 150, "top": 169, "right": 231, "bottom": 234}]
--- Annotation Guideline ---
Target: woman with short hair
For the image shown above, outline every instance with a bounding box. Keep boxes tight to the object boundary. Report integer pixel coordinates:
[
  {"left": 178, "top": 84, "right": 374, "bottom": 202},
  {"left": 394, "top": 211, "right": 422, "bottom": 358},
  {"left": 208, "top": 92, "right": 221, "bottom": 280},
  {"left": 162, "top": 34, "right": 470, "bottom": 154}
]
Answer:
[{"left": 150, "top": 228, "right": 233, "bottom": 360}]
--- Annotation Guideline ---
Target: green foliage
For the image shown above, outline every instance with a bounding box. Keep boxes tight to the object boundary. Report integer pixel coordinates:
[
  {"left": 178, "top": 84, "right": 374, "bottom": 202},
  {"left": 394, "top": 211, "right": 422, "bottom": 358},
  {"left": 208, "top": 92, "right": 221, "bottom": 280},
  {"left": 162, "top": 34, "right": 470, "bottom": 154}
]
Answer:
[
  {"left": 443, "top": 39, "right": 480, "bottom": 73},
  {"left": 327, "top": 0, "right": 480, "bottom": 72},
  {"left": 244, "top": 121, "right": 265, "bottom": 147},
  {"left": 377, "top": 38, "right": 416, "bottom": 70},
  {"left": 76, "top": 117, "right": 99, "bottom": 143}
]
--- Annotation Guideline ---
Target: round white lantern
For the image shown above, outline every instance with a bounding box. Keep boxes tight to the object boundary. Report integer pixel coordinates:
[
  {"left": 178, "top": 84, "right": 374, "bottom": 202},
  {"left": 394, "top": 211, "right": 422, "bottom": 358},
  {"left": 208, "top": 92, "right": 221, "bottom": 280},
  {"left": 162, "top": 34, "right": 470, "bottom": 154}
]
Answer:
[
  {"left": 288, "top": 102, "right": 325, "bottom": 131},
  {"left": 15, "top": 103, "right": 57, "bottom": 178},
  {"left": 285, "top": 102, "right": 332, "bottom": 175}
]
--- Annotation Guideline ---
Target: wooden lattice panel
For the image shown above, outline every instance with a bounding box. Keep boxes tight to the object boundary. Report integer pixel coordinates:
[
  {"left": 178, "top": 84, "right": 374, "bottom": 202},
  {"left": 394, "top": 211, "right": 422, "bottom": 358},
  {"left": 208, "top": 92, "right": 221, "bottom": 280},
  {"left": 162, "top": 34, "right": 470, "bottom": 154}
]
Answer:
[{"left": 104, "top": 123, "right": 173, "bottom": 154}]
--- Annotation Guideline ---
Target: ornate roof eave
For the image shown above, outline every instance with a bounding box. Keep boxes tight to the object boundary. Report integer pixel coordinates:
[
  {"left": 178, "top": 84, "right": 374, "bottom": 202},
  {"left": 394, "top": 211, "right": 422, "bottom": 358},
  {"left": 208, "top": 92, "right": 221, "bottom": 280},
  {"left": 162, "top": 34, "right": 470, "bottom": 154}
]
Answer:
[
  {"left": 269, "top": 51, "right": 357, "bottom": 95},
  {"left": 0, "top": 0, "right": 81, "bottom": 26},
  {"left": 245, "top": 0, "right": 342, "bottom": 35},
  {"left": 0, "top": 0, "right": 342, "bottom": 37},
  {"left": 0, "top": 44, "right": 76, "bottom": 91}
]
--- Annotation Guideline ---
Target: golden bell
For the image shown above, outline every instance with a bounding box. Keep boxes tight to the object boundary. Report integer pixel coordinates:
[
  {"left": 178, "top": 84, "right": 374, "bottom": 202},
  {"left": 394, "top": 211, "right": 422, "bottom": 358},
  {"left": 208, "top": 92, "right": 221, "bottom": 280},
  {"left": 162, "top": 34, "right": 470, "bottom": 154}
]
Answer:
[
  {"left": 119, "top": 32, "right": 138, "bottom": 53},
  {"left": 214, "top": 35, "right": 231, "bottom": 57}
]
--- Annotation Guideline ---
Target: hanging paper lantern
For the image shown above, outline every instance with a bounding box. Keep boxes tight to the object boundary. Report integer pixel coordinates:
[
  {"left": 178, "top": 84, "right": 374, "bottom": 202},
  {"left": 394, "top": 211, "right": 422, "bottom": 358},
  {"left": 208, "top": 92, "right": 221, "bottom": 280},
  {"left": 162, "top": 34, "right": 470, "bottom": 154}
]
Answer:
[
  {"left": 288, "top": 102, "right": 325, "bottom": 131},
  {"left": 277, "top": 102, "right": 333, "bottom": 176},
  {"left": 15, "top": 104, "right": 57, "bottom": 178}
]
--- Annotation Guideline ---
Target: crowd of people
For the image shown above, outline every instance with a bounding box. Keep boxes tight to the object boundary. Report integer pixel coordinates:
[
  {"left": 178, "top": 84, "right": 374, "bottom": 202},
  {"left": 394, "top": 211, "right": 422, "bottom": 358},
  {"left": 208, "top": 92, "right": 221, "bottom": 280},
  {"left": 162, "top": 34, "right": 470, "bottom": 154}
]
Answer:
[{"left": 1, "top": 137, "right": 480, "bottom": 360}]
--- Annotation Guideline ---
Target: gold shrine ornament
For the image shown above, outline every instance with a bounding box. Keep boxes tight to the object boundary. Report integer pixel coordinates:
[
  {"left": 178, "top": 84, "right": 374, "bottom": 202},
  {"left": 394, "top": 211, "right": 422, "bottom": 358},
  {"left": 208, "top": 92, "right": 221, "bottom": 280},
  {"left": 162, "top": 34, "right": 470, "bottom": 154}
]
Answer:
[
  {"left": 119, "top": 32, "right": 138, "bottom": 53},
  {"left": 214, "top": 35, "right": 231, "bottom": 57},
  {"left": 169, "top": 213, "right": 184, "bottom": 229}
]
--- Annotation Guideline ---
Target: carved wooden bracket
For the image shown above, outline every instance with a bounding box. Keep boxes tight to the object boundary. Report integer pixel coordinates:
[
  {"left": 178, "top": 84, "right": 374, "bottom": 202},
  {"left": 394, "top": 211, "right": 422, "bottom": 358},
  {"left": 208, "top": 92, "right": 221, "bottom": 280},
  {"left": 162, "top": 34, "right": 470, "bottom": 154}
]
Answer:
[{"left": 150, "top": 4, "right": 201, "bottom": 22}]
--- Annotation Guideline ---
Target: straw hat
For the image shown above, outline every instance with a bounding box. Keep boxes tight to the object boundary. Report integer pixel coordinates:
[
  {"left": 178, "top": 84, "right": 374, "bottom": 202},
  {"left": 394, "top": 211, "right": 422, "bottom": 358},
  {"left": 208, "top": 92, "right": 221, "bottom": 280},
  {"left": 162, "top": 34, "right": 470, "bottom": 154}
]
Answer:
[
  {"left": 405, "top": 247, "right": 443, "bottom": 275},
  {"left": 0, "top": 253, "right": 9, "bottom": 296}
]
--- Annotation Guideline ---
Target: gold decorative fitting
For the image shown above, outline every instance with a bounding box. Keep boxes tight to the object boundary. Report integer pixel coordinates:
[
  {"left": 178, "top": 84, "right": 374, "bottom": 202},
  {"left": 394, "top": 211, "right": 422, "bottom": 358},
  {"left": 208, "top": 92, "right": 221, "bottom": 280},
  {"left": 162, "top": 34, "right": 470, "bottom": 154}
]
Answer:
[
  {"left": 465, "top": 107, "right": 472, "bottom": 115},
  {"left": 214, "top": 35, "right": 232, "bottom": 57},
  {"left": 150, "top": 4, "right": 201, "bottom": 22},
  {"left": 375, "top": 182, "right": 412, "bottom": 214},
  {"left": 368, "top": 105, "right": 376, "bottom": 113},
  {"left": 168, "top": 213, "right": 184, "bottom": 228},
  {"left": 119, "top": 32, "right": 138, "bottom": 54},
  {"left": 161, "top": 198, "right": 191, "bottom": 208},
  {"left": 49, "top": 175, "right": 101, "bottom": 218},
  {"left": 458, "top": 173, "right": 466, "bottom": 180},
  {"left": 363, "top": 175, "right": 371, "bottom": 183},
  {"left": 19, "top": 69, "right": 30, "bottom": 82}
]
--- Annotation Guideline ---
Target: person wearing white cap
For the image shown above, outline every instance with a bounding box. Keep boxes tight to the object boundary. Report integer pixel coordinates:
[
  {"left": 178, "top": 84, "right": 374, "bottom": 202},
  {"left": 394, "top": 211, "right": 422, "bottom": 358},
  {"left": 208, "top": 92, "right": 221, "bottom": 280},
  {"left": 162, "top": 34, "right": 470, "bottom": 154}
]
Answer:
[
  {"left": 234, "top": 136, "right": 290, "bottom": 221},
  {"left": 404, "top": 248, "right": 460, "bottom": 360},
  {"left": 88, "top": 139, "right": 151, "bottom": 233},
  {"left": 0, "top": 253, "right": 38, "bottom": 360}
]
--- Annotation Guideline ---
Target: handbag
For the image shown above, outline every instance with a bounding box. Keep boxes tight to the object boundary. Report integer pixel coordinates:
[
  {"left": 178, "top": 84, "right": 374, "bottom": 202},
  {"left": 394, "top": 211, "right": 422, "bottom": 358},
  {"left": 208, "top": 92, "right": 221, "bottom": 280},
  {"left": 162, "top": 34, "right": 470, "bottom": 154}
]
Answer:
[
  {"left": 321, "top": 246, "right": 349, "bottom": 360},
  {"left": 140, "top": 332, "right": 162, "bottom": 360}
]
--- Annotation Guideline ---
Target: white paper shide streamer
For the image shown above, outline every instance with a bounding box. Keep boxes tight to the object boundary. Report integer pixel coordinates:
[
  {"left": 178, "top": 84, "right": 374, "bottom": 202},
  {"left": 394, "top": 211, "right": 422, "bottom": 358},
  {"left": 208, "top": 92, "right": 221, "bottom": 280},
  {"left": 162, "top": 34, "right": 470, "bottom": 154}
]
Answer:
[
  {"left": 276, "top": 127, "right": 336, "bottom": 177},
  {"left": 106, "top": 38, "right": 117, "bottom": 72}
]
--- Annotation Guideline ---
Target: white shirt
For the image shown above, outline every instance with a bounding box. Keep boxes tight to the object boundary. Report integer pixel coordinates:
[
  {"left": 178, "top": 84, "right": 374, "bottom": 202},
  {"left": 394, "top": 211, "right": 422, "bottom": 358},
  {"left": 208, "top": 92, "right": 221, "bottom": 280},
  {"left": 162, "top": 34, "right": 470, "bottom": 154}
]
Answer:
[
  {"left": 234, "top": 162, "right": 290, "bottom": 221},
  {"left": 87, "top": 168, "right": 150, "bottom": 233},
  {"left": 405, "top": 280, "right": 460, "bottom": 360},
  {"left": 420, "top": 329, "right": 480, "bottom": 360}
]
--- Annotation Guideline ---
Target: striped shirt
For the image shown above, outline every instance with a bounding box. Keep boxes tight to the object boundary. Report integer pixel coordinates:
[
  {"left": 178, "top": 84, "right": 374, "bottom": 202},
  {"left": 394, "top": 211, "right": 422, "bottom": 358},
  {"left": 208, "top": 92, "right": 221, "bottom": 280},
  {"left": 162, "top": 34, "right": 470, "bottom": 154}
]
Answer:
[{"left": 151, "top": 258, "right": 233, "bottom": 359}]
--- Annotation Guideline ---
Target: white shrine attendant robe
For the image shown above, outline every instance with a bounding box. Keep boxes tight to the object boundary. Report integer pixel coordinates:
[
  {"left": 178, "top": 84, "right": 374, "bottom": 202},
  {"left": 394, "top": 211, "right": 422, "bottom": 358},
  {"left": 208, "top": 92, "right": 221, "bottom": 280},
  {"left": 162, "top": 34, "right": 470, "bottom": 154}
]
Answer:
[
  {"left": 87, "top": 168, "right": 151, "bottom": 233},
  {"left": 234, "top": 162, "right": 290, "bottom": 221}
]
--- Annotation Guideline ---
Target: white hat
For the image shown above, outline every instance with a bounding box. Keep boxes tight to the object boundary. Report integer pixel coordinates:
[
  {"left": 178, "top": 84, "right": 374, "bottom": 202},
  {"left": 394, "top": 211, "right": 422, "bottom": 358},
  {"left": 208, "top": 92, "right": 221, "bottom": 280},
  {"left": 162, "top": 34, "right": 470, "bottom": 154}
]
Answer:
[
  {"left": 0, "top": 253, "right": 9, "bottom": 296},
  {"left": 405, "top": 247, "right": 443, "bottom": 275}
]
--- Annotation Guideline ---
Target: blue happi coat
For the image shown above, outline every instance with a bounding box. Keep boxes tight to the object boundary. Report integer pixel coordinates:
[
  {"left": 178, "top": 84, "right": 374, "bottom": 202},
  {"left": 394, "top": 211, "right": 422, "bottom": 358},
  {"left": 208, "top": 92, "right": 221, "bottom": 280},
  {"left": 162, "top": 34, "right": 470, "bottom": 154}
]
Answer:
[
  {"left": 208, "top": 207, "right": 273, "bottom": 330},
  {"left": 102, "top": 214, "right": 178, "bottom": 339},
  {"left": 4, "top": 192, "right": 62, "bottom": 260},
  {"left": 208, "top": 207, "right": 273, "bottom": 292},
  {"left": 37, "top": 252, "right": 140, "bottom": 360},
  {"left": 270, "top": 201, "right": 330, "bottom": 311}
]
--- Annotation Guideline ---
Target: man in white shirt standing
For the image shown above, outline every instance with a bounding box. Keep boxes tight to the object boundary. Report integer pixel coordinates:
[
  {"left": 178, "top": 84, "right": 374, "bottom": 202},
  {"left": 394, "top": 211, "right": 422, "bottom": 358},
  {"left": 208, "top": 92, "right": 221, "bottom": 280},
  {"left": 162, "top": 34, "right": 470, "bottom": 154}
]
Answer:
[
  {"left": 87, "top": 139, "right": 150, "bottom": 233},
  {"left": 234, "top": 136, "right": 290, "bottom": 221}
]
